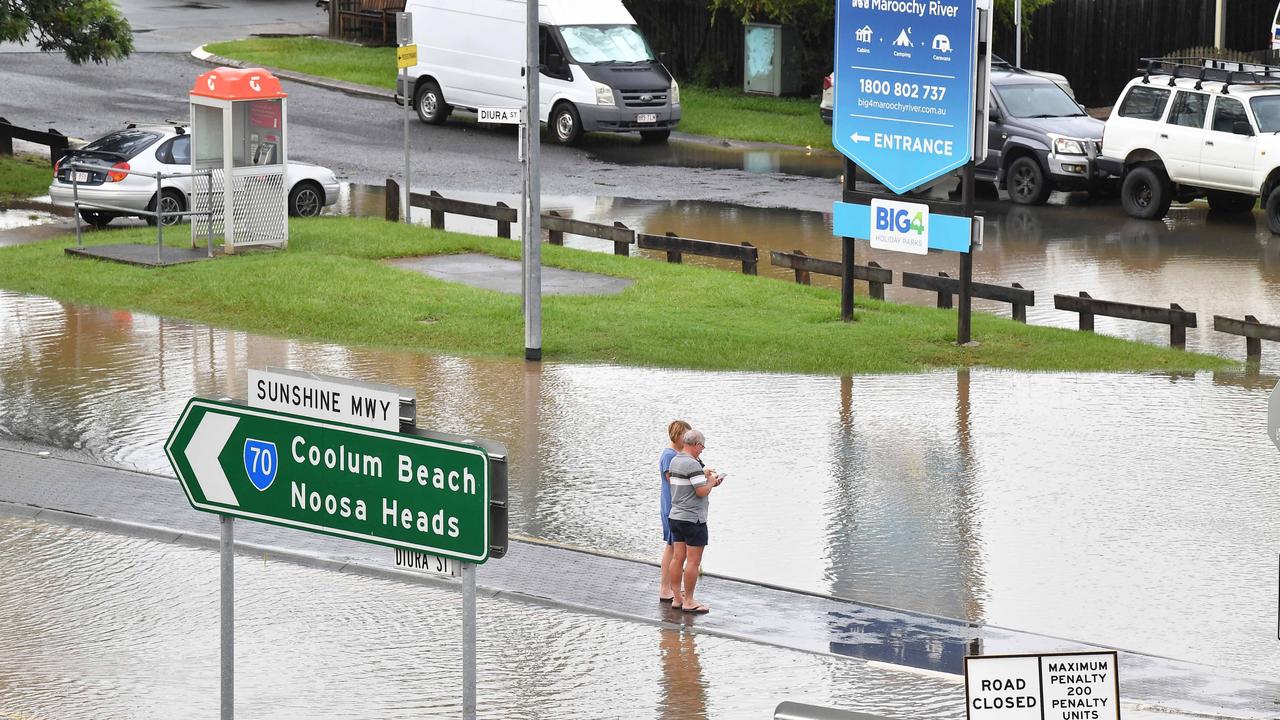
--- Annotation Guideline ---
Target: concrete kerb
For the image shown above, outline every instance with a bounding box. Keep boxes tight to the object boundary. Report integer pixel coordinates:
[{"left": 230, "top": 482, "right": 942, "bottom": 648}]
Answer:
[{"left": 0, "top": 499, "right": 948, "bottom": 682}]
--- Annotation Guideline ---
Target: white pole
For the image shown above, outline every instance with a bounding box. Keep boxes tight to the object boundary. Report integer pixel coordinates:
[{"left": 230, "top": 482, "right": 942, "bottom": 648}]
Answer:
[
  {"left": 524, "top": 0, "right": 542, "bottom": 362},
  {"left": 403, "top": 63, "right": 411, "bottom": 223},
  {"left": 220, "top": 516, "right": 234, "bottom": 720},
  {"left": 1014, "top": 0, "right": 1022, "bottom": 67},
  {"left": 1215, "top": 0, "right": 1226, "bottom": 48},
  {"left": 462, "top": 562, "right": 476, "bottom": 720}
]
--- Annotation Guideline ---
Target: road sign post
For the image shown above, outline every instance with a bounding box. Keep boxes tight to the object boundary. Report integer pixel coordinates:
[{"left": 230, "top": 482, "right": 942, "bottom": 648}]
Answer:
[
  {"left": 832, "top": 0, "right": 991, "bottom": 343},
  {"left": 524, "top": 0, "right": 542, "bottom": 363},
  {"left": 168, "top": 393, "right": 507, "bottom": 719},
  {"left": 397, "top": 13, "right": 414, "bottom": 224}
]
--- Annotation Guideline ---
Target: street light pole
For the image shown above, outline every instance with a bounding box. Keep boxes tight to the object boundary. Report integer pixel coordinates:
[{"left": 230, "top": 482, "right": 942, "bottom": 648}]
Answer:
[{"left": 523, "top": 0, "right": 542, "bottom": 362}]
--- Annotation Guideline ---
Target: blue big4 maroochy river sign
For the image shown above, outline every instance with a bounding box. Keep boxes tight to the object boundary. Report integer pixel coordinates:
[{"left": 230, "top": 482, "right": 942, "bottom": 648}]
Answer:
[{"left": 834, "top": 0, "right": 977, "bottom": 193}]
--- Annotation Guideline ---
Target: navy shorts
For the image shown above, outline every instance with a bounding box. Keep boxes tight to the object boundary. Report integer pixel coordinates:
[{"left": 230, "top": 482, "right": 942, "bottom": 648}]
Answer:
[{"left": 669, "top": 518, "right": 709, "bottom": 547}]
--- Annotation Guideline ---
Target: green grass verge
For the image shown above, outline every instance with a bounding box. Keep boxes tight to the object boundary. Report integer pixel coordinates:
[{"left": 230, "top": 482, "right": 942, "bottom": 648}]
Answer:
[
  {"left": 0, "top": 154, "right": 54, "bottom": 200},
  {"left": 205, "top": 37, "right": 396, "bottom": 90},
  {"left": 0, "top": 216, "right": 1233, "bottom": 375},
  {"left": 204, "top": 37, "right": 834, "bottom": 149}
]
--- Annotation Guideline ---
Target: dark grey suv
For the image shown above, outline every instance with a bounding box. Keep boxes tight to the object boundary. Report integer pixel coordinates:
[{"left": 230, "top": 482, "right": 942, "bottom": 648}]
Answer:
[{"left": 977, "top": 64, "right": 1108, "bottom": 204}]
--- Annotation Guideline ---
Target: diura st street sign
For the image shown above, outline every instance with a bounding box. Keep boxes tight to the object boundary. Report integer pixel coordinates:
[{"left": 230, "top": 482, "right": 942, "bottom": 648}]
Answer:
[{"left": 165, "top": 398, "right": 493, "bottom": 563}]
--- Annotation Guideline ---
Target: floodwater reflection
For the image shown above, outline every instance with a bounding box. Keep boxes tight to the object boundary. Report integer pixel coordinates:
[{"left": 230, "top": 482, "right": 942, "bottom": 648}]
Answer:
[{"left": 0, "top": 290, "right": 1276, "bottom": 678}]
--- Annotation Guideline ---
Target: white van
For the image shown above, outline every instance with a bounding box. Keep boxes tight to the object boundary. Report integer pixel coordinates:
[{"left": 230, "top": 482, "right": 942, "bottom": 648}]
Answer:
[
  {"left": 1272, "top": 2, "right": 1280, "bottom": 49},
  {"left": 399, "top": 0, "right": 680, "bottom": 145}
]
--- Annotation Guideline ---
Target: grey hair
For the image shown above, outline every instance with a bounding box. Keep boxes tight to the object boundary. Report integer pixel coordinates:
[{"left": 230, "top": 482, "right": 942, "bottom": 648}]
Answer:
[{"left": 682, "top": 429, "right": 704, "bottom": 446}]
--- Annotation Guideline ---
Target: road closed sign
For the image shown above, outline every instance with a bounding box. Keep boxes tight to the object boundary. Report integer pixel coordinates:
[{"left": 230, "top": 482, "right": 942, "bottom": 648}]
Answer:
[
  {"left": 965, "top": 651, "right": 1119, "bottom": 720},
  {"left": 833, "top": 0, "right": 978, "bottom": 193}
]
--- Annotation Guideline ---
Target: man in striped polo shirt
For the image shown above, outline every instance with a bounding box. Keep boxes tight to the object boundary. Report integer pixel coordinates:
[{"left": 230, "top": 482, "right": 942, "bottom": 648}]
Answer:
[{"left": 666, "top": 428, "right": 724, "bottom": 614}]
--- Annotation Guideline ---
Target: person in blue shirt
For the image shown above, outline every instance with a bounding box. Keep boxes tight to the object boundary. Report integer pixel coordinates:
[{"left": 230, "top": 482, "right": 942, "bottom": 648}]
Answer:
[{"left": 659, "top": 419, "right": 691, "bottom": 603}]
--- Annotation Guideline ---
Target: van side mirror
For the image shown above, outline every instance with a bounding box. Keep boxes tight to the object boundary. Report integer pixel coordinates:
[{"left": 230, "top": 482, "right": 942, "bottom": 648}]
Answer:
[
  {"left": 1234, "top": 120, "right": 1255, "bottom": 136},
  {"left": 548, "top": 51, "right": 564, "bottom": 72},
  {"left": 660, "top": 51, "right": 668, "bottom": 66},
  {"left": 988, "top": 106, "right": 1002, "bottom": 122}
]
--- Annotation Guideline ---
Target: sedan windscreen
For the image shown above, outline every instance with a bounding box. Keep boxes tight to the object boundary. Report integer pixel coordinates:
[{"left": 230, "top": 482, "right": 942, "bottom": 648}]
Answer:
[
  {"left": 82, "top": 130, "right": 162, "bottom": 159},
  {"left": 558, "top": 25, "right": 654, "bottom": 64},
  {"left": 995, "top": 83, "right": 1085, "bottom": 118}
]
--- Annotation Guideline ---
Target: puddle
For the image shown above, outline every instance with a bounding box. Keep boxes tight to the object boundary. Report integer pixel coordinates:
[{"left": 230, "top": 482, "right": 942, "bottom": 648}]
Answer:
[
  {"left": 0, "top": 207, "right": 60, "bottom": 231},
  {"left": 587, "top": 137, "right": 845, "bottom": 179}
]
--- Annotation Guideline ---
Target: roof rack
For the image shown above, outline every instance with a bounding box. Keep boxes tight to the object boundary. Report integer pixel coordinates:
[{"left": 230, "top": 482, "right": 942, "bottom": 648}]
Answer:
[
  {"left": 1139, "top": 57, "right": 1280, "bottom": 94},
  {"left": 123, "top": 120, "right": 187, "bottom": 132}
]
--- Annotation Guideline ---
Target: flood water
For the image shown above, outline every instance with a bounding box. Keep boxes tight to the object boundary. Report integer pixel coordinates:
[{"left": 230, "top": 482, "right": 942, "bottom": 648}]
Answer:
[
  {"left": 333, "top": 183, "right": 1280, "bottom": 369},
  {"left": 0, "top": 516, "right": 965, "bottom": 719},
  {"left": 0, "top": 289, "right": 1277, "bottom": 680}
]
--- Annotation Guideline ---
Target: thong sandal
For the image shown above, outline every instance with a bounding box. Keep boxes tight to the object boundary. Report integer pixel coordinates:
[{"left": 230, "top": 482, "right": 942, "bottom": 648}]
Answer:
[
  {"left": 682, "top": 603, "right": 710, "bottom": 614},
  {"left": 659, "top": 595, "right": 675, "bottom": 604}
]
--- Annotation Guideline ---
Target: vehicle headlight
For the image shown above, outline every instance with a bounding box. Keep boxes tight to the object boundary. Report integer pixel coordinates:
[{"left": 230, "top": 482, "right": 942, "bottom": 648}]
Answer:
[
  {"left": 1051, "top": 136, "right": 1087, "bottom": 155},
  {"left": 670, "top": 79, "right": 680, "bottom": 106},
  {"left": 593, "top": 82, "right": 615, "bottom": 106}
]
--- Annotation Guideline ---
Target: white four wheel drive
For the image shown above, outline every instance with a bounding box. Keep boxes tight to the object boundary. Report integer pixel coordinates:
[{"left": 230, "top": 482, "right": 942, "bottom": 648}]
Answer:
[{"left": 1098, "top": 58, "right": 1280, "bottom": 232}]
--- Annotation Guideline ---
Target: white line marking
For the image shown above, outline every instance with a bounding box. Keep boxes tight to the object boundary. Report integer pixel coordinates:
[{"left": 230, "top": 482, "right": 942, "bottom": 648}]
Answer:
[
  {"left": 849, "top": 65, "right": 955, "bottom": 79},
  {"left": 849, "top": 113, "right": 953, "bottom": 128}
]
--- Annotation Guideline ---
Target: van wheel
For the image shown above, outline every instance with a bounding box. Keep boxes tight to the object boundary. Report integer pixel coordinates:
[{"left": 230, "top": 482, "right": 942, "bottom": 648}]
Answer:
[
  {"left": 640, "top": 129, "right": 671, "bottom": 143},
  {"left": 1207, "top": 190, "right": 1256, "bottom": 214},
  {"left": 1265, "top": 187, "right": 1280, "bottom": 234},
  {"left": 414, "top": 79, "right": 451, "bottom": 125},
  {"left": 551, "top": 103, "right": 583, "bottom": 145},
  {"left": 1121, "top": 165, "right": 1173, "bottom": 220}
]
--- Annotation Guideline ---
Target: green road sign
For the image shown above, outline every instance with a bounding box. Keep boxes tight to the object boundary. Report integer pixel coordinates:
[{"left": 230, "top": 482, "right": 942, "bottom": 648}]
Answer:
[{"left": 165, "top": 398, "right": 492, "bottom": 563}]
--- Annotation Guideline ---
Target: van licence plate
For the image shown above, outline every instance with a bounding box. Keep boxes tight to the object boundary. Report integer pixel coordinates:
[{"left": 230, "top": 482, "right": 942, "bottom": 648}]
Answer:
[{"left": 636, "top": 113, "right": 657, "bottom": 124}]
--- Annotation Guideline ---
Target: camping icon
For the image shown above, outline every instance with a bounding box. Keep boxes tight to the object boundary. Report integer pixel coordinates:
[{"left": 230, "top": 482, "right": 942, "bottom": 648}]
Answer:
[{"left": 893, "top": 28, "right": 912, "bottom": 48}]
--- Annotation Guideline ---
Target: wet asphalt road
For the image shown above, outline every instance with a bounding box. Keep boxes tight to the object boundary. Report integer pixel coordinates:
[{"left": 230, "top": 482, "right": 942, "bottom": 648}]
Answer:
[{"left": 0, "top": 49, "right": 838, "bottom": 212}]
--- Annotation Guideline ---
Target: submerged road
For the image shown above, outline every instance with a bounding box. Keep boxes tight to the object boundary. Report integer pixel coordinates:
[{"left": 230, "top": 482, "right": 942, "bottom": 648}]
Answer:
[{"left": 0, "top": 440, "right": 1276, "bottom": 718}]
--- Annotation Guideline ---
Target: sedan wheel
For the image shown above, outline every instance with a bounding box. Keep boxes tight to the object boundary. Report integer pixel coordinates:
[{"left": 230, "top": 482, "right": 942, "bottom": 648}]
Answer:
[{"left": 290, "top": 183, "right": 324, "bottom": 217}]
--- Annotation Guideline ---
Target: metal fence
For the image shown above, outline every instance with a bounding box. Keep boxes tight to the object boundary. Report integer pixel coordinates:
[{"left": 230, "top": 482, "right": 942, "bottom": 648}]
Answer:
[{"left": 68, "top": 162, "right": 216, "bottom": 263}]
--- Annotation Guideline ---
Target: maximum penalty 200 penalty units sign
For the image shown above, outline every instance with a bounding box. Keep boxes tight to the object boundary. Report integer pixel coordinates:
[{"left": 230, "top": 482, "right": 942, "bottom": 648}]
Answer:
[{"left": 965, "top": 650, "right": 1119, "bottom": 720}]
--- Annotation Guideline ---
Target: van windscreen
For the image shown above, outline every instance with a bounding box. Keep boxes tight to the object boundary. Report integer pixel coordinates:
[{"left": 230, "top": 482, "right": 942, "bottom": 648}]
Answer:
[{"left": 559, "top": 25, "right": 653, "bottom": 64}]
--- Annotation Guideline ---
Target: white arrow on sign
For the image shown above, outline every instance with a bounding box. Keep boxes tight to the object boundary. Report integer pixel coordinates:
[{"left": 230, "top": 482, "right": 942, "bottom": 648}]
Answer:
[
  {"left": 851, "top": 132, "right": 871, "bottom": 144},
  {"left": 183, "top": 412, "right": 241, "bottom": 506}
]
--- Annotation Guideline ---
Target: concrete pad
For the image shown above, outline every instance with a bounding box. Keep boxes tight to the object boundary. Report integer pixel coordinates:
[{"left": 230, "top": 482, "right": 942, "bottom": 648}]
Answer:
[
  {"left": 65, "top": 243, "right": 217, "bottom": 267},
  {"left": 389, "top": 253, "right": 633, "bottom": 296}
]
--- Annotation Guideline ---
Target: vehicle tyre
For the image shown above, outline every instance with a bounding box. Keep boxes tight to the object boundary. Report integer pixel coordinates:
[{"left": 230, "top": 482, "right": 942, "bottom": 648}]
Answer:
[
  {"left": 414, "top": 79, "right": 451, "bottom": 125},
  {"left": 289, "top": 181, "right": 325, "bottom": 218},
  {"left": 639, "top": 129, "right": 671, "bottom": 143},
  {"left": 1206, "top": 190, "right": 1256, "bottom": 214},
  {"left": 145, "top": 189, "right": 186, "bottom": 227},
  {"left": 550, "top": 102, "right": 583, "bottom": 146},
  {"left": 1006, "top": 156, "right": 1051, "bottom": 205},
  {"left": 78, "top": 210, "right": 114, "bottom": 228},
  {"left": 1265, "top": 186, "right": 1280, "bottom": 234},
  {"left": 1121, "top": 165, "right": 1173, "bottom": 220}
]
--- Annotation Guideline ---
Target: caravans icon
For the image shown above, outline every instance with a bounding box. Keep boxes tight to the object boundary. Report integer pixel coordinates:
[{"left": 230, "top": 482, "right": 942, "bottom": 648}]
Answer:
[
  {"left": 856, "top": 25, "right": 873, "bottom": 43},
  {"left": 893, "top": 28, "right": 912, "bottom": 47},
  {"left": 932, "top": 34, "right": 951, "bottom": 52}
]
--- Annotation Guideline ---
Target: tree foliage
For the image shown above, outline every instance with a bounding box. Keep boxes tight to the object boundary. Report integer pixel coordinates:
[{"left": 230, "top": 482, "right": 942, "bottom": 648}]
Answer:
[{"left": 0, "top": 0, "right": 133, "bottom": 64}]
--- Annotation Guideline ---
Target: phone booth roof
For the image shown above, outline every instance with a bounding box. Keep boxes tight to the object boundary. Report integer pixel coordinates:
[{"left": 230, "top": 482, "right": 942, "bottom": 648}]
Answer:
[{"left": 190, "top": 67, "right": 287, "bottom": 102}]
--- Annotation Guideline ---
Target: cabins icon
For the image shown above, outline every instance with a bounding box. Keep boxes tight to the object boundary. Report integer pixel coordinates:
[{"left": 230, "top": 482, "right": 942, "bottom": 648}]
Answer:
[{"left": 856, "top": 25, "right": 873, "bottom": 43}]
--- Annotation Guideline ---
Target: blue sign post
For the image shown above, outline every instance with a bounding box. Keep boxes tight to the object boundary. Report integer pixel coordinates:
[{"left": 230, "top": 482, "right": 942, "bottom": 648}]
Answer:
[
  {"left": 833, "top": 0, "right": 977, "bottom": 194},
  {"left": 831, "top": 0, "right": 988, "bottom": 343}
]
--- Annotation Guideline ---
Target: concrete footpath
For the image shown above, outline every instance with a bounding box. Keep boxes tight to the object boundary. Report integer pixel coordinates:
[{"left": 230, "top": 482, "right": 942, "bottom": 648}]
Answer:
[{"left": 0, "top": 441, "right": 1275, "bottom": 717}]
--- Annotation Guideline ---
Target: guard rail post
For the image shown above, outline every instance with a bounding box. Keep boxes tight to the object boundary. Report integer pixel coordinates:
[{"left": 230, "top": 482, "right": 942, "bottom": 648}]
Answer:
[
  {"left": 663, "top": 231, "right": 682, "bottom": 264},
  {"left": 792, "top": 250, "right": 812, "bottom": 285},
  {"left": 741, "top": 242, "right": 758, "bottom": 275},
  {"left": 1077, "top": 291, "right": 1095, "bottom": 332},
  {"left": 496, "top": 201, "right": 512, "bottom": 239},
  {"left": 429, "top": 190, "right": 445, "bottom": 230},
  {"left": 1012, "top": 282, "right": 1027, "bottom": 323},
  {"left": 936, "top": 272, "right": 953, "bottom": 309},
  {"left": 385, "top": 178, "right": 400, "bottom": 222},
  {"left": 547, "top": 210, "right": 564, "bottom": 245},
  {"left": 867, "top": 261, "right": 886, "bottom": 300},
  {"left": 612, "top": 222, "right": 631, "bottom": 256}
]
